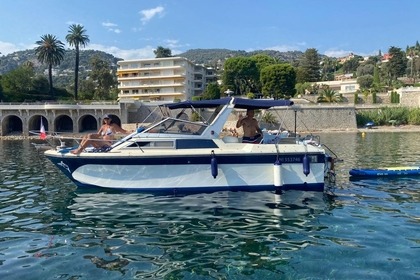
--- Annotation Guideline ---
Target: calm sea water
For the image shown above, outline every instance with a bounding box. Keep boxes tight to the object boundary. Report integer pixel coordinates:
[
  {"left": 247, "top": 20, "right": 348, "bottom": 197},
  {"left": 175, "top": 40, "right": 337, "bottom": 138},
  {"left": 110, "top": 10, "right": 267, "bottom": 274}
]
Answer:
[{"left": 0, "top": 132, "right": 419, "bottom": 279}]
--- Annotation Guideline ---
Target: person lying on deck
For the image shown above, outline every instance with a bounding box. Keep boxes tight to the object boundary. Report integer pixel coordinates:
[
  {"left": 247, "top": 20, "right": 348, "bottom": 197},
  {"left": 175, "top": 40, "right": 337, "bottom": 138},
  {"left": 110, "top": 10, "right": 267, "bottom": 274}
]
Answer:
[
  {"left": 71, "top": 114, "right": 128, "bottom": 154},
  {"left": 236, "top": 109, "right": 263, "bottom": 143}
]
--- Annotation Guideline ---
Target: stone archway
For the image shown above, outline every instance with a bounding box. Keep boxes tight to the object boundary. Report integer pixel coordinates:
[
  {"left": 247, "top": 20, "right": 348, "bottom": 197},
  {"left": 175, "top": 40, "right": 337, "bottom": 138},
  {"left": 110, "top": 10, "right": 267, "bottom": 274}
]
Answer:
[
  {"left": 107, "top": 114, "right": 122, "bottom": 127},
  {"left": 79, "top": 114, "right": 98, "bottom": 133},
  {"left": 28, "top": 115, "right": 49, "bottom": 134},
  {"left": 55, "top": 115, "right": 74, "bottom": 133},
  {"left": 1, "top": 115, "right": 23, "bottom": 136}
]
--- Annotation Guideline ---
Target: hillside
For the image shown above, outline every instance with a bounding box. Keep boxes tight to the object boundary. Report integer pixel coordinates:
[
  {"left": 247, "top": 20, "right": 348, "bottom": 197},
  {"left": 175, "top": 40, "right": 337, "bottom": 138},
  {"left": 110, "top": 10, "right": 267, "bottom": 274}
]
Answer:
[
  {"left": 0, "top": 49, "right": 122, "bottom": 88},
  {"left": 178, "top": 48, "right": 305, "bottom": 66},
  {"left": 0, "top": 48, "right": 306, "bottom": 87}
]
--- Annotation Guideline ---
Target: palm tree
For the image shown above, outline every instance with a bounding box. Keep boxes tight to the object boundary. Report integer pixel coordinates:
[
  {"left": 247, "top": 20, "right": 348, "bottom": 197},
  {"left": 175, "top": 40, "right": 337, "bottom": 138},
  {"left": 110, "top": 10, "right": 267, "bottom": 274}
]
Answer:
[
  {"left": 66, "top": 24, "right": 90, "bottom": 100},
  {"left": 317, "top": 87, "right": 343, "bottom": 103},
  {"left": 35, "top": 34, "right": 65, "bottom": 97}
]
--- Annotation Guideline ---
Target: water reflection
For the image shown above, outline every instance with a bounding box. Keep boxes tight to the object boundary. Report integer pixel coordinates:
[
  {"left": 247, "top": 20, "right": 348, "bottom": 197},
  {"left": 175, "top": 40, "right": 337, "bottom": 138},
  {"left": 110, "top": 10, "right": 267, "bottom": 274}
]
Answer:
[
  {"left": 1, "top": 136, "right": 419, "bottom": 279},
  {"left": 64, "top": 189, "right": 332, "bottom": 278}
]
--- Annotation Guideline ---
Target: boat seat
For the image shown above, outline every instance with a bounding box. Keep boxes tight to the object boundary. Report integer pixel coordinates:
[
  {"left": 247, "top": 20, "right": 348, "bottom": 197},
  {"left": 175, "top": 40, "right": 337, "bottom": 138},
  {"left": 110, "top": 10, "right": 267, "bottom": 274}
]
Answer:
[
  {"left": 262, "top": 131, "right": 289, "bottom": 144},
  {"left": 222, "top": 136, "right": 240, "bottom": 143},
  {"left": 84, "top": 146, "right": 112, "bottom": 153}
]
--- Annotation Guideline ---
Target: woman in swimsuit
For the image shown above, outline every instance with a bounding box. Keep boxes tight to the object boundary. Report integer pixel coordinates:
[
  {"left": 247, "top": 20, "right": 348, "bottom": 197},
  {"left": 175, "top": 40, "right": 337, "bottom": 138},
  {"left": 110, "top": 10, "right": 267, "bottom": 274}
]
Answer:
[{"left": 71, "top": 114, "right": 129, "bottom": 154}]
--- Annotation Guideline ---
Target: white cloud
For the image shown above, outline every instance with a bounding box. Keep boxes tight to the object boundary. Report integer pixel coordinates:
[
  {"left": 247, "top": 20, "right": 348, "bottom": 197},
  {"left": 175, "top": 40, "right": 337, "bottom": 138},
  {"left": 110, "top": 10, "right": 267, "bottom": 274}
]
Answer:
[
  {"left": 66, "top": 21, "right": 83, "bottom": 26},
  {"left": 162, "top": 39, "right": 190, "bottom": 55},
  {"left": 140, "top": 6, "right": 164, "bottom": 25},
  {"left": 265, "top": 43, "right": 306, "bottom": 52},
  {"left": 0, "top": 41, "right": 36, "bottom": 56},
  {"left": 102, "top": 22, "right": 122, "bottom": 34},
  {"left": 324, "top": 49, "right": 354, "bottom": 58},
  {"left": 324, "top": 48, "right": 378, "bottom": 58},
  {"left": 87, "top": 43, "right": 156, "bottom": 60},
  {"left": 165, "top": 39, "right": 178, "bottom": 47}
]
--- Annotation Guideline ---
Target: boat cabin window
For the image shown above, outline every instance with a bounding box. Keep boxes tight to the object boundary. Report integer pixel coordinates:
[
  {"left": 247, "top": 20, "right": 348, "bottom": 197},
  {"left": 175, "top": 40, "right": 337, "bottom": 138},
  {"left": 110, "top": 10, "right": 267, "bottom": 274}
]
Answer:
[
  {"left": 146, "top": 118, "right": 207, "bottom": 135},
  {"left": 126, "top": 140, "right": 174, "bottom": 148}
]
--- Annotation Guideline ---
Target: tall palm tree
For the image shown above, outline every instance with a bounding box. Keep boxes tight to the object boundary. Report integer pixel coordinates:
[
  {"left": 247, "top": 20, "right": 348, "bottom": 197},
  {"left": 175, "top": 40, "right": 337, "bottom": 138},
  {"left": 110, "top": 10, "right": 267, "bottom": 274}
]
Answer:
[
  {"left": 35, "top": 34, "right": 65, "bottom": 97},
  {"left": 66, "top": 24, "right": 90, "bottom": 100}
]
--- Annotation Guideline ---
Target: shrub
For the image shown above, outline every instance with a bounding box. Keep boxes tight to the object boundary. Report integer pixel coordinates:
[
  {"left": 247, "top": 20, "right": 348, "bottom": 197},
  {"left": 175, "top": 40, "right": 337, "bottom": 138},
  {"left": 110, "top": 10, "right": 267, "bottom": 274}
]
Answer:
[
  {"left": 191, "top": 111, "right": 200, "bottom": 122},
  {"left": 356, "top": 107, "right": 412, "bottom": 126},
  {"left": 408, "top": 108, "right": 420, "bottom": 125}
]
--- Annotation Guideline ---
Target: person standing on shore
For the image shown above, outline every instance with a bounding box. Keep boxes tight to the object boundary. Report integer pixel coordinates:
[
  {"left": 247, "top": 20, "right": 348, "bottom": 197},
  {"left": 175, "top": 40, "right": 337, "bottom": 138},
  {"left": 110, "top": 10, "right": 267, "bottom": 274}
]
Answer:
[{"left": 236, "top": 109, "right": 263, "bottom": 143}]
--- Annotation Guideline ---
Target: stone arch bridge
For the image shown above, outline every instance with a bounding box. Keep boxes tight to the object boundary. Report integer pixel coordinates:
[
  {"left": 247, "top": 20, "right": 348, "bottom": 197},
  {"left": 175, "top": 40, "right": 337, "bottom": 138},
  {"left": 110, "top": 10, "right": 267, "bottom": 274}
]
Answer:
[{"left": 0, "top": 102, "right": 132, "bottom": 136}]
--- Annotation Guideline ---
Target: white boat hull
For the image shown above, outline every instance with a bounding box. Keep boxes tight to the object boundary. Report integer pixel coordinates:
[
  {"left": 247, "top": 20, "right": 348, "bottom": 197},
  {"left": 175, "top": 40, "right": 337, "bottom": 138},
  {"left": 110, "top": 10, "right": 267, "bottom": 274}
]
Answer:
[{"left": 70, "top": 162, "right": 325, "bottom": 191}]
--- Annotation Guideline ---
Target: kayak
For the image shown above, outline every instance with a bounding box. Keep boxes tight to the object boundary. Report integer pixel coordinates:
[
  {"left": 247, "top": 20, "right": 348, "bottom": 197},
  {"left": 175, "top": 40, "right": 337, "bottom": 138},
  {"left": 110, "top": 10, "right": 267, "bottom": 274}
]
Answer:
[{"left": 349, "top": 166, "right": 420, "bottom": 177}]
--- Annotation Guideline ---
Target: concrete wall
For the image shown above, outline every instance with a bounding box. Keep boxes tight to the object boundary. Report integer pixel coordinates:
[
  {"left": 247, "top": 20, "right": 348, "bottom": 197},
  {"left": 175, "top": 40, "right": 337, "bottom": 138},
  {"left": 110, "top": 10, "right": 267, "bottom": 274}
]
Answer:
[
  {"left": 227, "top": 106, "right": 357, "bottom": 133},
  {"left": 8, "top": 100, "right": 415, "bottom": 137},
  {"left": 129, "top": 103, "right": 358, "bottom": 133},
  {"left": 398, "top": 88, "right": 420, "bottom": 107}
]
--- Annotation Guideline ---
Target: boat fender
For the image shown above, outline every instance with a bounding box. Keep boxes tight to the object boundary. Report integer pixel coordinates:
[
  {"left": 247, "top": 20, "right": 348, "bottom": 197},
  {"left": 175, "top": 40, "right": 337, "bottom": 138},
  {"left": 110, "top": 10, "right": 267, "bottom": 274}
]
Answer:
[
  {"left": 303, "top": 154, "right": 310, "bottom": 176},
  {"left": 211, "top": 150, "right": 218, "bottom": 179},
  {"left": 273, "top": 160, "right": 282, "bottom": 187}
]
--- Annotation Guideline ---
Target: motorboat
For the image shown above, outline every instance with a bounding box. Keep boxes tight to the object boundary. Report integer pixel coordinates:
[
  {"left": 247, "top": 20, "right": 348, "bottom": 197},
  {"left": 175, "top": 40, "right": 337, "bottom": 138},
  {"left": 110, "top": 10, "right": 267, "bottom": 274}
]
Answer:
[{"left": 43, "top": 97, "right": 337, "bottom": 193}]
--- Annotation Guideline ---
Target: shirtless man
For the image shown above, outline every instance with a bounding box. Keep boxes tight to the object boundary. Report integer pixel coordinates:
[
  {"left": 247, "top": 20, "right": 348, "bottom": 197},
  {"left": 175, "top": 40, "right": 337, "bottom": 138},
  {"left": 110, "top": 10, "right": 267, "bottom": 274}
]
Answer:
[{"left": 236, "top": 109, "right": 263, "bottom": 143}]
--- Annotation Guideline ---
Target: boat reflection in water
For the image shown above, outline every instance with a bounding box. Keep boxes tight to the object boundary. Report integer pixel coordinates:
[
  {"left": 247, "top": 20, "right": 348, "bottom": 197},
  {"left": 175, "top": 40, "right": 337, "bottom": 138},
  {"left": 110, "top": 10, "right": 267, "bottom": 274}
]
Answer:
[{"left": 67, "top": 189, "right": 333, "bottom": 277}]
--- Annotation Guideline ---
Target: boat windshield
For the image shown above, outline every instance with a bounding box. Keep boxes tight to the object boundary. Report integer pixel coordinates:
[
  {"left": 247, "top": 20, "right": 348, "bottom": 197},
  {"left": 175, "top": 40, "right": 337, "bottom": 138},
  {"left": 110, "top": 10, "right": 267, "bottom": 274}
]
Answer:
[{"left": 145, "top": 118, "right": 207, "bottom": 135}]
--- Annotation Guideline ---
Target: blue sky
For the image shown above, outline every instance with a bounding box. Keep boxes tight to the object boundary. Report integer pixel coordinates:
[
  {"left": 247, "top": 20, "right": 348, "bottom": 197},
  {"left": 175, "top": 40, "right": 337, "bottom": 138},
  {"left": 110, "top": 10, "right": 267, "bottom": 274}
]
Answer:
[{"left": 0, "top": 0, "right": 419, "bottom": 60}]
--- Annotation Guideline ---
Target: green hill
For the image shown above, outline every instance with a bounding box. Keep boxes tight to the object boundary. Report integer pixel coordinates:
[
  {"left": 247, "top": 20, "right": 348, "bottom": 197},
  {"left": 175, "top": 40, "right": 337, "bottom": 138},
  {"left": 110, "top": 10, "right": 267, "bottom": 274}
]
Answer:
[
  {"left": 178, "top": 48, "right": 305, "bottom": 66},
  {"left": 0, "top": 49, "right": 121, "bottom": 88},
  {"left": 0, "top": 48, "right": 306, "bottom": 87}
]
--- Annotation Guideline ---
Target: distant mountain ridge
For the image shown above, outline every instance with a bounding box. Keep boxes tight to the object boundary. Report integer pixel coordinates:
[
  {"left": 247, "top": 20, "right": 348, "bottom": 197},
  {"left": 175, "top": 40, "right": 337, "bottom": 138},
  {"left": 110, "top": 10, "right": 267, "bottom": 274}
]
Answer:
[
  {"left": 0, "top": 48, "right": 306, "bottom": 87},
  {"left": 0, "top": 49, "right": 121, "bottom": 74},
  {"left": 178, "top": 48, "right": 305, "bottom": 65}
]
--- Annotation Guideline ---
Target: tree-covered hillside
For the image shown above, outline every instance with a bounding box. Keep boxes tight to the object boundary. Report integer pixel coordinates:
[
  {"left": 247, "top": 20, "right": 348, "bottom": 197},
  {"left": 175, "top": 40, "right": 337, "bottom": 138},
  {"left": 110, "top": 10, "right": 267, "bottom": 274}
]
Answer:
[
  {"left": 0, "top": 48, "right": 308, "bottom": 87},
  {"left": 178, "top": 48, "right": 305, "bottom": 66},
  {"left": 0, "top": 47, "right": 327, "bottom": 91},
  {"left": 0, "top": 49, "right": 121, "bottom": 88}
]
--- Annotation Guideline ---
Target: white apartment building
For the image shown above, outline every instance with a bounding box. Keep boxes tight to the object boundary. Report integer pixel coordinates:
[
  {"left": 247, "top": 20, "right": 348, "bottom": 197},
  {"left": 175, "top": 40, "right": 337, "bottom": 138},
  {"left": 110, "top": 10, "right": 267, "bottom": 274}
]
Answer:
[{"left": 117, "top": 57, "right": 217, "bottom": 102}]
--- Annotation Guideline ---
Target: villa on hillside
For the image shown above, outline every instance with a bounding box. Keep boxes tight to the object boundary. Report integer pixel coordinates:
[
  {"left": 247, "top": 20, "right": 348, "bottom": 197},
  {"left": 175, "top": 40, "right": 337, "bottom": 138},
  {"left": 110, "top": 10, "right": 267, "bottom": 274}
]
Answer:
[
  {"left": 312, "top": 79, "right": 360, "bottom": 94},
  {"left": 117, "top": 57, "right": 217, "bottom": 102}
]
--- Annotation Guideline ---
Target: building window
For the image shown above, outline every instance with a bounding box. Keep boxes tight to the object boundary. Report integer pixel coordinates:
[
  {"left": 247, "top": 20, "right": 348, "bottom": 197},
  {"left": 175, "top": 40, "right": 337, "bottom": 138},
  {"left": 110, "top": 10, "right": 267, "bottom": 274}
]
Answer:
[{"left": 344, "top": 85, "right": 355, "bottom": 92}]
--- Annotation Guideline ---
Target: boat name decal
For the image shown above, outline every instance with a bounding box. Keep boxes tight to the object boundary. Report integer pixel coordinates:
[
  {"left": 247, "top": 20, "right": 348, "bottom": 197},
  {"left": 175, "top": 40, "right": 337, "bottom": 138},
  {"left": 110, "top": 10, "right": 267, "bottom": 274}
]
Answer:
[
  {"left": 281, "top": 157, "right": 301, "bottom": 163},
  {"left": 279, "top": 155, "right": 319, "bottom": 163}
]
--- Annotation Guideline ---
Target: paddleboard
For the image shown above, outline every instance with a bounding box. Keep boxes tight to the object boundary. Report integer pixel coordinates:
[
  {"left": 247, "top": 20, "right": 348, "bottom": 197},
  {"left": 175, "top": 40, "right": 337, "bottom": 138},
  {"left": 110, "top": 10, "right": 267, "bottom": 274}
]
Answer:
[{"left": 349, "top": 166, "right": 420, "bottom": 177}]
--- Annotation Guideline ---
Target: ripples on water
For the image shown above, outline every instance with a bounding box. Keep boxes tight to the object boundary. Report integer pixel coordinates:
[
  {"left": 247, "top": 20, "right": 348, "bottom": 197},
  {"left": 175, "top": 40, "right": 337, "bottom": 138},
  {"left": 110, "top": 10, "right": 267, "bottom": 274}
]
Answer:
[{"left": 0, "top": 133, "right": 419, "bottom": 279}]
